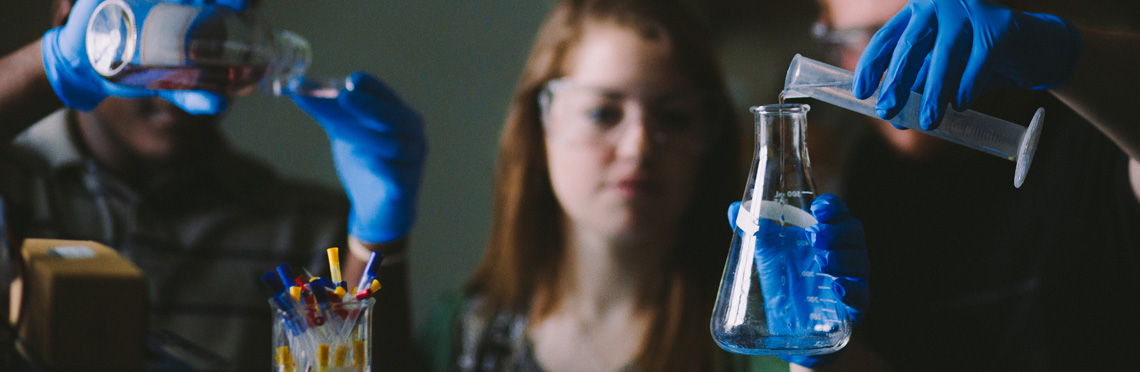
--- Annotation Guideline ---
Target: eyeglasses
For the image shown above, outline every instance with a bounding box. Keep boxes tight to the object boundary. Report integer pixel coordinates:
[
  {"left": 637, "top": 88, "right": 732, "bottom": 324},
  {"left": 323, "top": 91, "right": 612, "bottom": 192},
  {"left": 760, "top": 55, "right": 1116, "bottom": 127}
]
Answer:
[{"left": 538, "top": 78, "right": 718, "bottom": 153}]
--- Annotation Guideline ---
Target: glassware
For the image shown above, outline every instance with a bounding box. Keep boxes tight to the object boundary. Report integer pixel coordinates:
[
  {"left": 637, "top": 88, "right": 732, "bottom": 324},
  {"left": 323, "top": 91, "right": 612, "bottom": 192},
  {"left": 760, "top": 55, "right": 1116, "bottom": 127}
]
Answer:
[
  {"left": 85, "top": 0, "right": 310, "bottom": 96},
  {"left": 711, "top": 104, "right": 850, "bottom": 356},
  {"left": 272, "top": 76, "right": 351, "bottom": 99},
  {"left": 272, "top": 297, "right": 374, "bottom": 372},
  {"left": 782, "top": 54, "right": 1044, "bottom": 188}
]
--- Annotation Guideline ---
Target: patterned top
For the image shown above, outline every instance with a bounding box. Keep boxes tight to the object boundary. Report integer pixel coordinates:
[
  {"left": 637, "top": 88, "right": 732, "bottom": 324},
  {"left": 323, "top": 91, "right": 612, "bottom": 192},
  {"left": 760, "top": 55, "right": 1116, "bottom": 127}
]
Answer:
[
  {"left": 419, "top": 293, "right": 790, "bottom": 372},
  {"left": 0, "top": 110, "right": 349, "bottom": 370},
  {"left": 455, "top": 296, "right": 551, "bottom": 372}
]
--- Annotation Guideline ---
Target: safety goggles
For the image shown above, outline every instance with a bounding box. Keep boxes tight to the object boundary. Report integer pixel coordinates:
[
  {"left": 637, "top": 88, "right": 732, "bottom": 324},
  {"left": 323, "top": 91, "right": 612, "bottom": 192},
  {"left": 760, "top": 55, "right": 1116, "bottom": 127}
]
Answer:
[{"left": 538, "top": 78, "right": 718, "bottom": 153}]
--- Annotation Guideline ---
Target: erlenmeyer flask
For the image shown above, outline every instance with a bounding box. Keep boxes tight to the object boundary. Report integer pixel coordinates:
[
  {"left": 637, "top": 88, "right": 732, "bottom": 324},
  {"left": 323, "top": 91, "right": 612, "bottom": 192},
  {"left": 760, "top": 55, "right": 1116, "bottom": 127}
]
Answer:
[{"left": 711, "top": 104, "right": 850, "bottom": 355}]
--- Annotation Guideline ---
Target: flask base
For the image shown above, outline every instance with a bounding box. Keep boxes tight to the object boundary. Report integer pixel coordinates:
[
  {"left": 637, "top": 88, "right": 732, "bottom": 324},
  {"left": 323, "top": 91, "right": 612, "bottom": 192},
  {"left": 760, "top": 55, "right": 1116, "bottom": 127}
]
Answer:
[{"left": 713, "top": 333, "right": 849, "bottom": 356}]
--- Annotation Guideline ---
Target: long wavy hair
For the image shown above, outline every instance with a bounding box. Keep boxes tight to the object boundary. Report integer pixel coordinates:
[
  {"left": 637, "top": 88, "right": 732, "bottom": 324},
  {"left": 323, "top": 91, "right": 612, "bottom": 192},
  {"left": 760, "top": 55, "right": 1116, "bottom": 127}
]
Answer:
[{"left": 466, "top": 0, "right": 741, "bottom": 369}]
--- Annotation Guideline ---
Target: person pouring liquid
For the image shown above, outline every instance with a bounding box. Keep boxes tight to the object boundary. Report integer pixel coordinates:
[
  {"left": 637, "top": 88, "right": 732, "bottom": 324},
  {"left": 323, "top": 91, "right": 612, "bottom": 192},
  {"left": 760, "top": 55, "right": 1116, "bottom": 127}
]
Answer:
[
  {"left": 844, "top": 0, "right": 1140, "bottom": 369},
  {"left": 0, "top": 0, "right": 423, "bottom": 369}
]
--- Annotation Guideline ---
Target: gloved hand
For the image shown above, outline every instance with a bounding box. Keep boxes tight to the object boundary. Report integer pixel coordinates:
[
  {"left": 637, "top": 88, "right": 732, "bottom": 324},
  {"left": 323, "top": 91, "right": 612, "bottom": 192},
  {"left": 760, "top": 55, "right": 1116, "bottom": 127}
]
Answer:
[
  {"left": 852, "top": 0, "right": 1081, "bottom": 130},
  {"left": 290, "top": 72, "right": 426, "bottom": 244},
  {"left": 208, "top": 0, "right": 249, "bottom": 11},
  {"left": 41, "top": 0, "right": 250, "bottom": 114},
  {"left": 728, "top": 194, "right": 869, "bottom": 368}
]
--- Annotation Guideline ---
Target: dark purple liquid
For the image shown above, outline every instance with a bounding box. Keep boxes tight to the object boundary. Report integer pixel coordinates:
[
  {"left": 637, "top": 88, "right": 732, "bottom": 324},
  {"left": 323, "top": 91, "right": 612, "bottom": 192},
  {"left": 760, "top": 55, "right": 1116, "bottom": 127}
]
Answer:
[{"left": 108, "top": 63, "right": 268, "bottom": 94}]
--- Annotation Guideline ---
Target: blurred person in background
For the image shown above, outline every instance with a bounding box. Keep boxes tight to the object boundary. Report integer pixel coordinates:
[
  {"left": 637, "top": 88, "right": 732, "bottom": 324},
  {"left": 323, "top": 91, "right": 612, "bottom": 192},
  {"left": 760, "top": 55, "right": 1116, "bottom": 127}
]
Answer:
[
  {"left": 417, "top": 0, "right": 870, "bottom": 371},
  {"left": 812, "top": 0, "right": 1017, "bottom": 369},
  {"left": 809, "top": 0, "right": 1140, "bottom": 369},
  {"left": 0, "top": 0, "right": 421, "bottom": 369}
]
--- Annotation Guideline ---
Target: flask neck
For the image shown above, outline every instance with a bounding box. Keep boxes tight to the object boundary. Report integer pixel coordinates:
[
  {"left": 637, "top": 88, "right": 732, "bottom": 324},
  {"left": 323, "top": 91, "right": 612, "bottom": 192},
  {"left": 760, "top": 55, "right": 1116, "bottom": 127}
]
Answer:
[
  {"left": 755, "top": 105, "right": 811, "bottom": 169},
  {"left": 751, "top": 104, "right": 815, "bottom": 200},
  {"left": 760, "top": 117, "right": 806, "bottom": 157},
  {"left": 264, "top": 30, "right": 311, "bottom": 91}
]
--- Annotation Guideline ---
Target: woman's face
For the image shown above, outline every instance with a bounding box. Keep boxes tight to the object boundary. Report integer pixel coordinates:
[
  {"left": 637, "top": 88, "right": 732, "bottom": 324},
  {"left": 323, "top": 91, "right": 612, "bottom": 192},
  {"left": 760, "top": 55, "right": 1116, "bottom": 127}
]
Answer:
[{"left": 543, "top": 23, "right": 707, "bottom": 242}]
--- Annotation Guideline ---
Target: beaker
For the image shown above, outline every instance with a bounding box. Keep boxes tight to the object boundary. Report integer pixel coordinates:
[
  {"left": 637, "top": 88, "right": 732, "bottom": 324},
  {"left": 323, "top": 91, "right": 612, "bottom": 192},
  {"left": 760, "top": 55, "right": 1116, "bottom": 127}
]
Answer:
[
  {"left": 272, "top": 297, "right": 374, "bottom": 372},
  {"left": 711, "top": 104, "right": 850, "bottom": 356},
  {"left": 86, "top": 0, "right": 309, "bottom": 96}
]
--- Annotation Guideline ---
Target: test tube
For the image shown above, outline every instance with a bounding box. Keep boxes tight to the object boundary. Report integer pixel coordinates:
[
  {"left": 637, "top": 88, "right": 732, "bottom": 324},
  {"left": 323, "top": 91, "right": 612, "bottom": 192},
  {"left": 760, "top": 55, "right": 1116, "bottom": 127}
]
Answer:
[{"left": 781, "top": 54, "right": 1044, "bottom": 188}]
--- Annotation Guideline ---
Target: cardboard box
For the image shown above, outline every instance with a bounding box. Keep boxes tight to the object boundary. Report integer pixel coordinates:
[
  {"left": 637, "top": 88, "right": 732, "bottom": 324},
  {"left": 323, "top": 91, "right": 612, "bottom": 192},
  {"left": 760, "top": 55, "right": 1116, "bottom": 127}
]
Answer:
[{"left": 14, "top": 239, "right": 146, "bottom": 372}]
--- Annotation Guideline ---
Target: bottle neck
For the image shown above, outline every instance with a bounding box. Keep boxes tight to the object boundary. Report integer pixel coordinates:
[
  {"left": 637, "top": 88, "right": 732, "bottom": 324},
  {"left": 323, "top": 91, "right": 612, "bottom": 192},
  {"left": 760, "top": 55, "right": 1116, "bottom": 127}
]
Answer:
[{"left": 267, "top": 30, "right": 311, "bottom": 85}]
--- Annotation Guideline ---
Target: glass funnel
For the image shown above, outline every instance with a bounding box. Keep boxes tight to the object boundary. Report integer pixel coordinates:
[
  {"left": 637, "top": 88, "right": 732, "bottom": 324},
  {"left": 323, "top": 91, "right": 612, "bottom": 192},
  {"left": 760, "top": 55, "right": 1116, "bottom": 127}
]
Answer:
[{"left": 710, "top": 104, "right": 850, "bottom": 355}]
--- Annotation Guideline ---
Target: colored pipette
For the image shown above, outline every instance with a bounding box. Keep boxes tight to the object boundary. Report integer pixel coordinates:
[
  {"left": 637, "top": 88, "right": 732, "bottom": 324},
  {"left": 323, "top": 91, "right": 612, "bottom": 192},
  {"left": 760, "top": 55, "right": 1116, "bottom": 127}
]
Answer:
[{"left": 327, "top": 248, "right": 342, "bottom": 284}]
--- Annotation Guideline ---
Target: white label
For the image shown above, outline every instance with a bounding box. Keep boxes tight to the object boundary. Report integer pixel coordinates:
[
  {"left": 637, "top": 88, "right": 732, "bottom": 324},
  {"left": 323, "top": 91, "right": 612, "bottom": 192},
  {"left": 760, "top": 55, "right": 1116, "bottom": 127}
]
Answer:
[{"left": 735, "top": 199, "right": 818, "bottom": 237}]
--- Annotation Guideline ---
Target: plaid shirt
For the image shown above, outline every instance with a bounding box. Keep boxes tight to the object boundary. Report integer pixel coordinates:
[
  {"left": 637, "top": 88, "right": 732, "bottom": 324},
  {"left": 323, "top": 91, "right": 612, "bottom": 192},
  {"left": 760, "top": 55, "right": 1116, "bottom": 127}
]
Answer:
[{"left": 1, "top": 110, "right": 348, "bottom": 370}]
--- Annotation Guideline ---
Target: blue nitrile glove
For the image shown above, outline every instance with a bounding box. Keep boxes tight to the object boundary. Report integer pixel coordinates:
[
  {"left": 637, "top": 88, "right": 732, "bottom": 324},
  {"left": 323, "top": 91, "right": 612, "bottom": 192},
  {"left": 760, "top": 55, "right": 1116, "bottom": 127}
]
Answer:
[
  {"left": 290, "top": 72, "right": 426, "bottom": 244},
  {"left": 205, "top": 0, "right": 249, "bottom": 11},
  {"left": 852, "top": 0, "right": 1081, "bottom": 130},
  {"left": 40, "top": 0, "right": 251, "bottom": 114},
  {"left": 727, "top": 194, "right": 869, "bottom": 368}
]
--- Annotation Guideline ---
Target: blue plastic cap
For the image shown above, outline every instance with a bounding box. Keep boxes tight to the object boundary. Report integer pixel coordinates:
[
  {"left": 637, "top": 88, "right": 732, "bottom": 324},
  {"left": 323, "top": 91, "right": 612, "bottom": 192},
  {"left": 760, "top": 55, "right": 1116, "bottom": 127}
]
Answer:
[
  {"left": 356, "top": 252, "right": 383, "bottom": 293},
  {"left": 276, "top": 264, "right": 295, "bottom": 288},
  {"left": 361, "top": 252, "right": 381, "bottom": 277},
  {"left": 262, "top": 271, "right": 286, "bottom": 294}
]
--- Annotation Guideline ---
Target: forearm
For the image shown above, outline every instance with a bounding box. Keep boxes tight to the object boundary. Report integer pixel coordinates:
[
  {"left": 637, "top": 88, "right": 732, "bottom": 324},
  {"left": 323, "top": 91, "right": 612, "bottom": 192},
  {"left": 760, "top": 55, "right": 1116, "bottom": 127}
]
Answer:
[
  {"left": 343, "top": 237, "right": 414, "bottom": 372},
  {"left": 1050, "top": 27, "right": 1140, "bottom": 161},
  {"left": 0, "top": 39, "right": 63, "bottom": 142}
]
